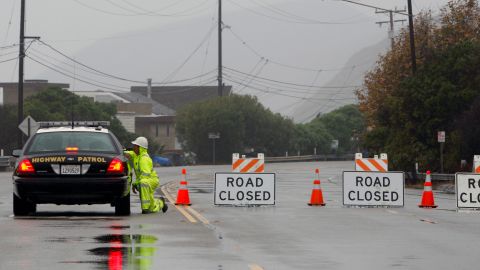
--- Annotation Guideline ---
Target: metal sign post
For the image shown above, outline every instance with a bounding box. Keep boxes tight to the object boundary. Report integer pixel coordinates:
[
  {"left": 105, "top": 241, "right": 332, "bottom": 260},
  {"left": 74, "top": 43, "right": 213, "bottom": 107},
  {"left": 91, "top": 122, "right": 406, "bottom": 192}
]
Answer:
[
  {"left": 208, "top": 132, "right": 220, "bottom": 165},
  {"left": 438, "top": 131, "right": 445, "bottom": 173}
]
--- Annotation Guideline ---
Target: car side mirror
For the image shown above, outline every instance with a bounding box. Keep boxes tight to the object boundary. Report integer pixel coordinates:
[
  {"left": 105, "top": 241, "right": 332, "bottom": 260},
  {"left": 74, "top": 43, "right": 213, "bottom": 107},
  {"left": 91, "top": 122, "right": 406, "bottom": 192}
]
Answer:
[{"left": 12, "top": 149, "right": 22, "bottom": 157}]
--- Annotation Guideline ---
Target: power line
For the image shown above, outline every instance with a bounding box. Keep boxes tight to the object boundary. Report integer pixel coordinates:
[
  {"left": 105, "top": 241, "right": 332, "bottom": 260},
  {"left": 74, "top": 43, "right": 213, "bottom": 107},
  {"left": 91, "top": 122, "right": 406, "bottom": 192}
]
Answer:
[
  {"left": 0, "top": 50, "right": 18, "bottom": 58},
  {"left": 10, "top": 57, "right": 19, "bottom": 81},
  {"left": 249, "top": 0, "right": 371, "bottom": 25},
  {"left": 235, "top": 59, "right": 269, "bottom": 93},
  {"left": 199, "top": 11, "right": 217, "bottom": 85},
  {"left": 224, "top": 66, "right": 361, "bottom": 89},
  {"left": 27, "top": 52, "right": 131, "bottom": 90},
  {"left": 160, "top": 24, "right": 216, "bottom": 84},
  {"left": 226, "top": 0, "right": 364, "bottom": 25},
  {"left": 114, "top": 0, "right": 206, "bottom": 17},
  {"left": 336, "top": 0, "right": 409, "bottom": 16},
  {"left": 226, "top": 75, "right": 351, "bottom": 100},
  {"left": 225, "top": 75, "right": 356, "bottom": 102},
  {"left": 29, "top": 52, "right": 218, "bottom": 94},
  {"left": 119, "top": 0, "right": 186, "bottom": 14},
  {"left": 30, "top": 43, "right": 218, "bottom": 85},
  {"left": 295, "top": 65, "right": 358, "bottom": 122},
  {"left": 37, "top": 39, "right": 146, "bottom": 84},
  {"left": 0, "top": 44, "right": 18, "bottom": 50},
  {"left": 233, "top": 58, "right": 265, "bottom": 93},
  {"left": 2, "top": 0, "right": 16, "bottom": 45},
  {"left": 72, "top": 0, "right": 212, "bottom": 17},
  {"left": 224, "top": 71, "right": 356, "bottom": 95},
  {"left": 226, "top": 27, "right": 373, "bottom": 72},
  {"left": 27, "top": 55, "right": 131, "bottom": 92},
  {"left": 133, "top": 79, "right": 220, "bottom": 95},
  {"left": 0, "top": 57, "right": 18, "bottom": 64}
]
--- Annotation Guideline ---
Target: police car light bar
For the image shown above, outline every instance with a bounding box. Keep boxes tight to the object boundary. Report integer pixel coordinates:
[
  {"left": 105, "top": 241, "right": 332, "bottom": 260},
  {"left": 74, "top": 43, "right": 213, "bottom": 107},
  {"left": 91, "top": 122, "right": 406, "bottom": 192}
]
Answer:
[{"left": 38, "top": 121, "right": 110, "bottom": 128}]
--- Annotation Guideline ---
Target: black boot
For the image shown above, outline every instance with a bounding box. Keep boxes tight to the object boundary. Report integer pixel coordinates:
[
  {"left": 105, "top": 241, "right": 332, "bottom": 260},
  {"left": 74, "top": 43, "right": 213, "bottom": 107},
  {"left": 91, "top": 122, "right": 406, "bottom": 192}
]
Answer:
[{"left": 161, "top": 197, "right": 168, "bottom": 213}]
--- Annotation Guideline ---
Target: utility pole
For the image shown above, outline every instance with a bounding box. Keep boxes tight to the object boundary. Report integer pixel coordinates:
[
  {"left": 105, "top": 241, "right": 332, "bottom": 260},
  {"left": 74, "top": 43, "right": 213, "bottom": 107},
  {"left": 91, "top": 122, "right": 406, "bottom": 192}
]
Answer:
[
  {"left": 218, "top": 0, "right": 223, "bottom": 97},
  {"left": 407, "top": 0, "right": 417, "bottom": 73},
  {"left": 17, "top": 0, "right": 26, "bottom": 149},
  {"left": 17, "top": 0, "right": 39, "bottom": 148},
  {"left": 375, "top": 8, "right": 406, "bottom": 49},
  {"left": 147, "top": 78, "right": 152, "bottom": 99},
  {"left": 340, "top": 0, "right": 416, "bottom": 73}
]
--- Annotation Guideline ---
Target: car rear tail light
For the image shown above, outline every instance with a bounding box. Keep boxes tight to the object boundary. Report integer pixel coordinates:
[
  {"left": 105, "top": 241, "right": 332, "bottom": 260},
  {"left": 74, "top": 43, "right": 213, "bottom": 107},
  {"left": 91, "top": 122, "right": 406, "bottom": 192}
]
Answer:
[
  {"left": 17, "top": 159, "right": 35, "bottom": 174},
  {"left": 107, "top": 158, "right": 124, "bottom": 174}
]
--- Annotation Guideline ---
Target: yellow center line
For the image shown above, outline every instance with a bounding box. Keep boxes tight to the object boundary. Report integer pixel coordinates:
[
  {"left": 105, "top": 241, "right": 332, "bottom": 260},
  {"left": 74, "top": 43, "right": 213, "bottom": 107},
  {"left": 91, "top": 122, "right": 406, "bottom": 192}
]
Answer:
[
  {"left": 248, "top": 264, "right": 264, "bottom": 270},
  {"left": 185, "top": 206, "right": 210, "bottom": 225},
  {"left": 161, "top": 185, "right": 197, "bottom": 223},
  {"left": 163, "top": 181, "right": 211, "bottom": 225}
]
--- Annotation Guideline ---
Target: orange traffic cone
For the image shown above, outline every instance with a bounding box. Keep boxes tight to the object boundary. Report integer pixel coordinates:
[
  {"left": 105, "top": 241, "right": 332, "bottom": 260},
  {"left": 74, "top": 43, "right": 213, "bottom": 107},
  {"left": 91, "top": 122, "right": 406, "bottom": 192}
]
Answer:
[
  {"left": 175, "top": 168, "right": 192, "bottom": 206},
  {"left": 419, "top": 170, "right": 437, "bottom": 208},
  {"left": 308, "top": 169, "right": 326, "bottom": 206}
]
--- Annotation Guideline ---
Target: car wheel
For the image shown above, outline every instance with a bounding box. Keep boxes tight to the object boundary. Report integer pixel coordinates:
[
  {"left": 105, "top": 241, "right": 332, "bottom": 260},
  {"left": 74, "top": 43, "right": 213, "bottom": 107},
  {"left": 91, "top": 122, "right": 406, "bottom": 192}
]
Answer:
[
  {"left": 13, "top": 193, "right": 36, "bottom": 216},
  {"left": 115, "top": 193, "right": 130, "bottom": 216}
]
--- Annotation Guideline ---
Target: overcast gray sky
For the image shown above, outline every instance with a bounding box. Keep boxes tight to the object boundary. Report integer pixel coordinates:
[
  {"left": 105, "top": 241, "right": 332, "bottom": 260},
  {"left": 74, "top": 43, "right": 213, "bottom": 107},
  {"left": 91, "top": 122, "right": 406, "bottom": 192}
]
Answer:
[{"left": 0, "top": 0, "right": 452, "bottom": 118}]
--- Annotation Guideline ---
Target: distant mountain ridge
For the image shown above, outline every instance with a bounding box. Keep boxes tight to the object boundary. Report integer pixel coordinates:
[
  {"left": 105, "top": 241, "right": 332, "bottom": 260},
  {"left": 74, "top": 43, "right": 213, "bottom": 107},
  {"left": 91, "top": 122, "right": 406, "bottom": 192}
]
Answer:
[{"left": 291, "top": 38, "right": 389, "bottom": 123}]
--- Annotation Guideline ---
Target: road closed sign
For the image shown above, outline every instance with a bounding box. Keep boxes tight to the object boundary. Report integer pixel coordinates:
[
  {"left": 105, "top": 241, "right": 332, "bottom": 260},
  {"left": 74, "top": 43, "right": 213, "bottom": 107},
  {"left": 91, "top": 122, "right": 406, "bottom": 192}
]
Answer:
[
  {"left": 215, "top": 173, "right": 275, "bottom": 206},
  {"left": 456, "top": 173, "right": 480, "bottom": 209},
  {"left": 343, "top": 171, "right": 404, "bottom": 207}
]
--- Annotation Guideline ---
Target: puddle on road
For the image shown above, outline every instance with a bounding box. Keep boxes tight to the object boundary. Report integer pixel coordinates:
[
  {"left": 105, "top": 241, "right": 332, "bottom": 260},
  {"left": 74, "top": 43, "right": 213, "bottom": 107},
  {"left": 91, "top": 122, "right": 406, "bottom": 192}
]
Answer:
[
  {"left": 45, "top": 236, "right": 86, "bottom": 243},
  {"left": 86, "top": 233, "right": 158, "bottom": 270},
  {"left": 39, "top": 221, "right": 93, "bottom": 228},
  {"left": 107, "top": 225, "right": 131, "bottom": 230}
]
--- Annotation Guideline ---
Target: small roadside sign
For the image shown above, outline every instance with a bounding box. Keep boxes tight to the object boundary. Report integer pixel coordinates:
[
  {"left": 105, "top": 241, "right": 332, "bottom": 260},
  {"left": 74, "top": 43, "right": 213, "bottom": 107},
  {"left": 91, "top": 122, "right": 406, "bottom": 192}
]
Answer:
[
  {"left": 438, "top": 131, "right": 445, "bottom": 143},
  {"left": 343, "top": 171, "right": 404, "bottom": 207},
  {"left": 208, "top": 132, "right": 220, "bottom": 139},
  {"left": 331, "top": 139, "right": 339, "bottom": 150},
  {"left": 215, "top": 173, "right": 275, "bottom": 206},
  {"left": 18, "top": 116, "right": 39, "bottom": 137},
  {"left": 456, "top": 173, "right": 480, "bottom": 209}
]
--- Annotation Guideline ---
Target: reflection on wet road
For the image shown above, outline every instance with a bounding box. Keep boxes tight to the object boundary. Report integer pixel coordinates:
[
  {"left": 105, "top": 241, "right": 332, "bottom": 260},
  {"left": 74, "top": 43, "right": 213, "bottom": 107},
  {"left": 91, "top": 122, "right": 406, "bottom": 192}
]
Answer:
[
  {"left": 2, "top": 162, "right": 480, "bottom": 269},
  {"left": 89, "top": 233, "right": 158, "bottom": 270}
]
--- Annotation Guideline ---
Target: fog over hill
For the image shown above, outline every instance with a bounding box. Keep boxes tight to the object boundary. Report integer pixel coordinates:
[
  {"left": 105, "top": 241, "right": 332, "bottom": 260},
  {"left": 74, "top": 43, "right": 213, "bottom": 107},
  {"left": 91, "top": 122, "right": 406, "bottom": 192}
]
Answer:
[
  {"left": 0, "top": 0, "right": 448, "bottom": 120},
  {"left": 291, "top": 38, "right": 390, "bottom": 123},
  {"left": 34, "top": 1, "right": 387, "bottom": 118}
]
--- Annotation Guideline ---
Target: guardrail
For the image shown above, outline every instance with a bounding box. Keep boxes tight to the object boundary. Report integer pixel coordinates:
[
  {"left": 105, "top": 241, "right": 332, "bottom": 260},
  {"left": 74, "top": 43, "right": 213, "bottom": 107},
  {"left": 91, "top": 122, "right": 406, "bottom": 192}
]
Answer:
[
  {"left": 265, "top": 154, "right": 354, "bottom": 163},
  {"left": 264, "top": 157, "right": 458, "bottom": 181},
  {"left": 416, "top": 172, "right": 455, "bottom": 181},
  {"left": 406, "top": 172, "right": 455, "bottom": 181},
  {"left": 0, "top": 156, "right": 13, "bottom": 171}
]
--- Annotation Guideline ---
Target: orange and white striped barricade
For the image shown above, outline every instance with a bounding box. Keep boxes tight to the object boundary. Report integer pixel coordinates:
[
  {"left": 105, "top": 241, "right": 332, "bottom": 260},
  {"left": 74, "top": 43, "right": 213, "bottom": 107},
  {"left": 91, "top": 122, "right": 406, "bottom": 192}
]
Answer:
[
  {"left": 474, "top": 155, "right": 480, "bottom": 173},
  {"left": 232, "top": 153, "right": 265, "bottom": 173},
  {"left": 355, "top": 153, "right": 388, "bottom": 172}
]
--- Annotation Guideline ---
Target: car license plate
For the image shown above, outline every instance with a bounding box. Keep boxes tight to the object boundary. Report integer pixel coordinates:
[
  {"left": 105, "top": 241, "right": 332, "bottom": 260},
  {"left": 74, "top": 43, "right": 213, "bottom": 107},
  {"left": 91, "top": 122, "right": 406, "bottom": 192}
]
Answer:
[{"left": 61, "top": 165, "right": 81, "bottom": 175}]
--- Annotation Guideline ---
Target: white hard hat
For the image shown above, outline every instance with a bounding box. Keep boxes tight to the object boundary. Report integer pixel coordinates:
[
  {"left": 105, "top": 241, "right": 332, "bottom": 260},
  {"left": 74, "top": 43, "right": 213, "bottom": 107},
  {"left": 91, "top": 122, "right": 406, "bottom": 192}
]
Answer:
[{"left": 131, "top": 136, "right": 148, "bottom": 149}]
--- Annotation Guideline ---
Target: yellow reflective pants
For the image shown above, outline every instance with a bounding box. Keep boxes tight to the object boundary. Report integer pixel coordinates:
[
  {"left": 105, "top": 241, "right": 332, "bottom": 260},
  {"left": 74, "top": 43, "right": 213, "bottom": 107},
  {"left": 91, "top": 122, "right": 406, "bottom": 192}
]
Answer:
[{"left": 138, "top": 178, "right": 163, "bottom": 213}]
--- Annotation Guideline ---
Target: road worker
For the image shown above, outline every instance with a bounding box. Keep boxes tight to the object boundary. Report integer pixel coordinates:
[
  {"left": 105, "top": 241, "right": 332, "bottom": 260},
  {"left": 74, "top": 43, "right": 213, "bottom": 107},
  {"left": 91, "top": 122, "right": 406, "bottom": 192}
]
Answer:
[
  {"left": 125, "top": 136, "right": 167, "bottom": 214},
  {"left": 124, "top": 147, "right": 135, "bottom": 189}
]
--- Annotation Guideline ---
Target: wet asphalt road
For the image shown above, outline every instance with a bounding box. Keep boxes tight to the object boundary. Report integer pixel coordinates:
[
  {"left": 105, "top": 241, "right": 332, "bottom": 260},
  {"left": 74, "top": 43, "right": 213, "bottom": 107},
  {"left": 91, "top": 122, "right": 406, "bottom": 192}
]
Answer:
[{"left": 1, "top": 161, "right": 480, "bottom": 270}]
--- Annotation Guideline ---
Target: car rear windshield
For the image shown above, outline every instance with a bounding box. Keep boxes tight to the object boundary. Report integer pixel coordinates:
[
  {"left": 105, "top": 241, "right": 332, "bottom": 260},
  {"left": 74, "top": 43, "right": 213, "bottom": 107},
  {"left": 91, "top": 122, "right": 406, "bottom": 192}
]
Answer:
[{"left": 26, "top": 131, "right": 118, "bottom": 154}]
